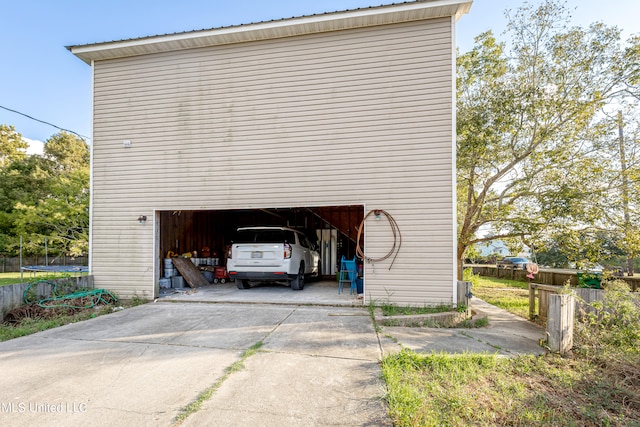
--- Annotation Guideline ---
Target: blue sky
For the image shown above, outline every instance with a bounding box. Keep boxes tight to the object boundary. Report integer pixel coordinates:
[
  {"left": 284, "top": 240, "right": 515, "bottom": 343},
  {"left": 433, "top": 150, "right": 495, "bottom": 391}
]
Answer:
[{"left": 1, "top": 0, "right": 639, "bottom": 145}]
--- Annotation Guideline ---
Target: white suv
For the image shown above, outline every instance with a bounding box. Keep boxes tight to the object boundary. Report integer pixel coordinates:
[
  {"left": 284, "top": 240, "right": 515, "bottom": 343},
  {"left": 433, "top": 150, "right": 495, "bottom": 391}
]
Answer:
[{"left": 227, "top": 227, "right": 320, "bottom": 290}]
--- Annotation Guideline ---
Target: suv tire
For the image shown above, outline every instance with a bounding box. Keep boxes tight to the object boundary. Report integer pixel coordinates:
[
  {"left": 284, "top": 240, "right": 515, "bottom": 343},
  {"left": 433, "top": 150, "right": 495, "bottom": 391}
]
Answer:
[{"left": 291, "top": 263, "right": 305, "bottom": 291}]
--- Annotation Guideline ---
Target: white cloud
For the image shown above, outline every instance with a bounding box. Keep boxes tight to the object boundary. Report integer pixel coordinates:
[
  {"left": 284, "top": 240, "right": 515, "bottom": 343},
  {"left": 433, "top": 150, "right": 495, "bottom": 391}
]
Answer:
[{"left": 22, "top": 137, "right": 45, "bottom": 156}]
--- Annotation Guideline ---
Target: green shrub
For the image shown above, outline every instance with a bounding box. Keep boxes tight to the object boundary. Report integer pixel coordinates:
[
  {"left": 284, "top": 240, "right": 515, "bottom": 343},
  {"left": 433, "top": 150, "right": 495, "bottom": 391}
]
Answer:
[
  {"left": 575, "top": 280, "right": 640, "bottom": 354},
  {"left": 462, "top": 268, "right": 480, "bottom": 287}
]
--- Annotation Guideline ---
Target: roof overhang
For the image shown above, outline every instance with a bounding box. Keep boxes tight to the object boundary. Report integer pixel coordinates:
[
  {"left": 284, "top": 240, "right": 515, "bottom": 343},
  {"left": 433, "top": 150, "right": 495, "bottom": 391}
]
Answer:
[{"left": 68, "top": 0, "right": 472, "bottom": 64}]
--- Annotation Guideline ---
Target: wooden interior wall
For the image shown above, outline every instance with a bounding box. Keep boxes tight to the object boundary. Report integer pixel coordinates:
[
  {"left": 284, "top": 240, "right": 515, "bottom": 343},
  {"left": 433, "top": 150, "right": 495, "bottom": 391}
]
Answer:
[{"left": 158, "top": 205, "right": 364, "bottom": 263}]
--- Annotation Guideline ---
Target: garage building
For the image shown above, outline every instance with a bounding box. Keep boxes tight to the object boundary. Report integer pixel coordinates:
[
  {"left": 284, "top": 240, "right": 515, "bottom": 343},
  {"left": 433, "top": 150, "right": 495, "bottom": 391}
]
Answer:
[{"left": 68, "top": 0, "right": 472, "bottom": 305}]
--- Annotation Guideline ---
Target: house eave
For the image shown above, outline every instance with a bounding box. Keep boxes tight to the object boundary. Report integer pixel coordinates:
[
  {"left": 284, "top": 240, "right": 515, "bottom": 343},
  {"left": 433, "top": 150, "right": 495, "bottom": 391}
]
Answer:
[{"left": 67, "top": 0, "right": 472, "bottom": 64}]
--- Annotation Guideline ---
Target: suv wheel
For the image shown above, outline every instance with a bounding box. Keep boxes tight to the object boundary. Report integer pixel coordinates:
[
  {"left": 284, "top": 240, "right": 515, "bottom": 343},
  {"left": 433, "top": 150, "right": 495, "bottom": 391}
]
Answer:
[
  {"left": 237, "top": 279, "right": 251, "bottom": 290},
  {"left": 291, "top": 263, "right": 305, "bottom": 291}
]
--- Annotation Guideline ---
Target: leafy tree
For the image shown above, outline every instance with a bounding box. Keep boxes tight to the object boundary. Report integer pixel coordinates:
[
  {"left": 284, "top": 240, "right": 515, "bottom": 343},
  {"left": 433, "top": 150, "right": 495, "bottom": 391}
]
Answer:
[
  {"left": 0, "top": 124, "right": 32, "bottom": 253},
  {"left": 0, "top": 147, "right": 50, "bottom": 255},
  {"left": 596, "top": 107, "right": 640, "bottom": 275},
  {"left": 535, "top": 244, "right": 569, "bottom": 268},
  {"left": 0, "top": 124, "right": 28, "bottom": 165},
  {"left": 456, "top": 0, "right": 637, "bottom": 276},
  {"left": 4, "top": 132, "right": 90, "bottom": 257},
  {"left": 463, "top": 243, "right": 481, "bottom": 264},
  {"left": 43, "top": 131, "right": 90, "bottom": 171},
  {"left": 13, "top": 167, "right": 89, "bottom": 256}
]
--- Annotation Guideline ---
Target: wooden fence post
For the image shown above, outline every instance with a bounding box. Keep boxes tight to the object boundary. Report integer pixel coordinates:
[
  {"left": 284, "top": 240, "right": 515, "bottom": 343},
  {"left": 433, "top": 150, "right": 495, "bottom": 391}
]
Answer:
[
  {"left": 529, "top": 283, "right": 536, "bottom": 320},
  {"left": 547, "top": 294, "right": 574, "bottom": 355},
  {"left": 457, "top": 280, "right": 472, "bottom": 309}
]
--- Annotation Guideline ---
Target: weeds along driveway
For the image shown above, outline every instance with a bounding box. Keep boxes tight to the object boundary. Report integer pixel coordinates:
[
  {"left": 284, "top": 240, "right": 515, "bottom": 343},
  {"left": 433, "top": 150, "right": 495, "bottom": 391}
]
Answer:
[{"left": 0, "top": 302, "right": 391, "bottom": 427}]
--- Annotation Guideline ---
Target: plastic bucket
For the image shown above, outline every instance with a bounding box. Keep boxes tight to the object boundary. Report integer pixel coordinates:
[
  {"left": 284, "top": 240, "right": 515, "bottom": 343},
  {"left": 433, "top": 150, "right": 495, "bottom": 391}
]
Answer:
[
  {"left": 171, "top": 276, "right": 185, "bottom": 288},
  {"left": 159, "top": 278, "right": 171, "bottom": 289},
  {"left": 164, "top": 258, "right": 173, "bottom": 268},
  {"left": 164, "top": 268, "right": 175, "bottom": 278}
]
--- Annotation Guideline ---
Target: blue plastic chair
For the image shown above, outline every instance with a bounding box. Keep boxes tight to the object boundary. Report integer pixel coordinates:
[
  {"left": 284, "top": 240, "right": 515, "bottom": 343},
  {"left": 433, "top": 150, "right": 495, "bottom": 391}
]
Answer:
[{"left": 338, "top": 256, "right": 358, "bottom": 295}]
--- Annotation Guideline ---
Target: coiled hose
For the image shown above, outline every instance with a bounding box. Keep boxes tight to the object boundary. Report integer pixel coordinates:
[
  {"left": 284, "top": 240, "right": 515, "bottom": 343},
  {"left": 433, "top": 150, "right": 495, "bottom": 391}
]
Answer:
[
  {"left": 356, "top": 209, "right": 402, "bottom": 270},
  {"left": 23, "top": 280, "right": 118, "bottom": 309}
]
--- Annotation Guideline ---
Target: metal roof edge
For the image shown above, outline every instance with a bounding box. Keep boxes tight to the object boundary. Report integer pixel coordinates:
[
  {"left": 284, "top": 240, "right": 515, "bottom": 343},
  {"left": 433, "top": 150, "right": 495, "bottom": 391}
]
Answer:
[{"left": 68, "top": 0, "right": 473, "bottom": 64}]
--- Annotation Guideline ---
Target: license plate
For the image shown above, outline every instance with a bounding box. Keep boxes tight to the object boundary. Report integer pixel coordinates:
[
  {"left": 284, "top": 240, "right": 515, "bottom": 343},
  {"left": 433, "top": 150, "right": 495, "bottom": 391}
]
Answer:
[{"left": 251, "top": 251, "right": 263, "bottom": 259}]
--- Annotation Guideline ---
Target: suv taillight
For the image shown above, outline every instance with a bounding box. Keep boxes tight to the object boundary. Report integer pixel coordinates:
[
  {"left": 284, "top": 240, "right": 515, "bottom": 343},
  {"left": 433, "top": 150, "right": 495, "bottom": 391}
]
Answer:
[{"left": 284, "top": 243, "right": 292, "bottom": 259}]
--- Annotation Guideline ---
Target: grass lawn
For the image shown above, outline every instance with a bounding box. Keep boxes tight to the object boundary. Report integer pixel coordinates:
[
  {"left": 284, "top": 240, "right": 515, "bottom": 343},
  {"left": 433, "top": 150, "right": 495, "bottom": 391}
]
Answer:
[
  {"left": 0, "top": 272, "right": 88, "bottom": 286},
  {"left": 382, "top": 348, "right": 639, "bottom": 426},
  {"left": 381, "top": 276, "right": 640, "bottom": 426},
  {"left": 471, "top": 276, "right": 531, "bottom": 319}
]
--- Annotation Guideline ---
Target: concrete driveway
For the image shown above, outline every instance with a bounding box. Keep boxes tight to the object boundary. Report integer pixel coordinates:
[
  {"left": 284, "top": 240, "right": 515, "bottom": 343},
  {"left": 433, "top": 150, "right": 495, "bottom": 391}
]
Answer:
[
  {"left": 0, "top": 302, "right": 390, "bottom": 426},
  {"left": 0, "top": 298, "right": 545, "bottom": 426}
]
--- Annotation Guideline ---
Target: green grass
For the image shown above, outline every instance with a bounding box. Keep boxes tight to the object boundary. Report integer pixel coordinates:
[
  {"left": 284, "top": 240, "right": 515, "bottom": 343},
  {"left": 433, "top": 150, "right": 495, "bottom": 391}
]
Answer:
[
  {"left": 382, "top": 348, "right": 640, "bottom": 426},
  {"left": 0, "top": 272, "right": 88, "bottom": 286},
  {"left": 380, "top": 302, "right": 456, "bottom": 317},
  {"left": 380, "top": 277, "right": 640, "bottom": 426},
  {"left": 471, "top": 276, "right": 531, "bottom": 319},
  {"left": 173, "top": 341, "right": 264, "bottom": 425},
  {"left": 0, "top": 306, "right": 113, "bottom": 341}
]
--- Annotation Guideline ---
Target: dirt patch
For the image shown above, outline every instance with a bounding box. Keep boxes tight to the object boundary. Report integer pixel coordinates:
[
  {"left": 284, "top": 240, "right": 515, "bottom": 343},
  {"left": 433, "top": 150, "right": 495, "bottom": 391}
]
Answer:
[{"left": 3, "top": 293, "right": 117, "bottom": 325}]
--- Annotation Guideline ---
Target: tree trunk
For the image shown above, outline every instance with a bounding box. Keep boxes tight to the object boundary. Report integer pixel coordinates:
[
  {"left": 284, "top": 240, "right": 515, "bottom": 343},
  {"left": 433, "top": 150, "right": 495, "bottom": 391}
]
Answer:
[
  {"left": 618, "top": 111, "right": 634, "bottom": 277},
  {"left": 457, "top": 242, "right": 467, "bottom": 280}
]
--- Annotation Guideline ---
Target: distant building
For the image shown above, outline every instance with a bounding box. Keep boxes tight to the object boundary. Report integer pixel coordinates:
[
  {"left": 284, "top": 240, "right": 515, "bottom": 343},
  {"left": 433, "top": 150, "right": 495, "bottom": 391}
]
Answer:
[{"left": 478, "top": 240, "right": 510, "bottom": 257}]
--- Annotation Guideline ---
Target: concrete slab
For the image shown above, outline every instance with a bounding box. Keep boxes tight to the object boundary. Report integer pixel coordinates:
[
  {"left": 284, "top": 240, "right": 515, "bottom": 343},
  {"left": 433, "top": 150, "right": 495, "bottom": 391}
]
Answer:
[
  {"left": 0, "top": 297, "right": 544, "bottom": 426},
  {"left": 39, "top": 302, "right": 296, "bottom": 349},
  {"left": 183, "top": 353, "right": 390, "bottom": 427},
  {"left": 263, "top": 306, "right": 378, "bottom": 360},
  {"left": 182, "top": 305, "right": 390, "bottom": 426},
  {"left": 380, "top": 298, "right": 546, "bottom": 357},
  {"left": 159, "top": 280, "right": 364, "bottom": 307},
  {"left": 0, "top": 302, "right": 389, "bottom": 426},
  {"left": 0, "top": 333, "right": 239, "bottom": 426}
]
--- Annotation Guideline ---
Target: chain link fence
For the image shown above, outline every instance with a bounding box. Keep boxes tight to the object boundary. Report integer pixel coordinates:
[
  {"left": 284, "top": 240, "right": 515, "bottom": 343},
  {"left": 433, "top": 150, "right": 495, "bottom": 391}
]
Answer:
[{"left": 1, "top": 256, "right": 88, "bottom": 273}]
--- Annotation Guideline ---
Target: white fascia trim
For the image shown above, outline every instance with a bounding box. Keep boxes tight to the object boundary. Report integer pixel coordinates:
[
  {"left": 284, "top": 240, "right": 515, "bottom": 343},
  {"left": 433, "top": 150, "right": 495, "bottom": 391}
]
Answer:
[
  {"left": 69, "top": 1, "right": 472, "bottom": 63},
  {"left": 88, "top": 59, "right": 95, "bottom": 275}
]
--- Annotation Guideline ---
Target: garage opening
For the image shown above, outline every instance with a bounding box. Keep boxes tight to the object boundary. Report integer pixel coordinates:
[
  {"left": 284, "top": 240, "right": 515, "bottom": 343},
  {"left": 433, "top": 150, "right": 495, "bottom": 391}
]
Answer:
[{"left": 156, "top": 205, "right": 364, "bottom": 288}]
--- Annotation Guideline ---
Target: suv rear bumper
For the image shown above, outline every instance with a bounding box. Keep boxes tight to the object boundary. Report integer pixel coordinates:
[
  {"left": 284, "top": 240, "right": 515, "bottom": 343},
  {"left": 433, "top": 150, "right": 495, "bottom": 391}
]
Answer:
[{"left": 228, "top": 271, "right": 296, "bottom": 282}]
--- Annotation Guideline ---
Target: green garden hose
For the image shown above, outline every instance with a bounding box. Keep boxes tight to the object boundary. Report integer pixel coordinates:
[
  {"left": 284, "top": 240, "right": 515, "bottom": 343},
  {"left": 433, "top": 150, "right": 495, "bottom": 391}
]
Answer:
[{"left": 23, "top": 280, "right": 117, "bottom": 309}]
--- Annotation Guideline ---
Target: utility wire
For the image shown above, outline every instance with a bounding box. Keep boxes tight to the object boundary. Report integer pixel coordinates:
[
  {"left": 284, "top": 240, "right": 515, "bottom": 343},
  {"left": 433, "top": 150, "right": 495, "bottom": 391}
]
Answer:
[{"left": 0, "top": 105, "right": 90, "bottom": 141}]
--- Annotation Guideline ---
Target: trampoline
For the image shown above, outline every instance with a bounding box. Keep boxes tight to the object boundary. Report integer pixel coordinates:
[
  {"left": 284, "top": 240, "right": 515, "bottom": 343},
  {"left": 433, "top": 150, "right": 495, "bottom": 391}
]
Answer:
[{"left": 21, "top": 265, "right": 88, "bottom": 276}]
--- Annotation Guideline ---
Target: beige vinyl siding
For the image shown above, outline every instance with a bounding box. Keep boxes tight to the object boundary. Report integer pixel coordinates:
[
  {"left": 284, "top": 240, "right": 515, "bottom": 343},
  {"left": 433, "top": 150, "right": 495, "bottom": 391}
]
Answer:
[{"left": 91, "top": 18, "right": 454, "bottom": 305}]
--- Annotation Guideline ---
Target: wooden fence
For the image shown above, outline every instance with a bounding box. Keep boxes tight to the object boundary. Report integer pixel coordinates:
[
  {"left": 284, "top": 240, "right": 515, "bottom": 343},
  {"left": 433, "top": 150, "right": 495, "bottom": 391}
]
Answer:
[
  {"left": 547, "top": 294, "right": 574, "bottom": 354},
  {"left": 529, "top": 283, "right": 639, "bottom": 322},
  {"left": 471, "top": 265, "right": 640, "bottom": 292},
  {"left": 0, "top": 276, "right": 94, "bottom": 319}
]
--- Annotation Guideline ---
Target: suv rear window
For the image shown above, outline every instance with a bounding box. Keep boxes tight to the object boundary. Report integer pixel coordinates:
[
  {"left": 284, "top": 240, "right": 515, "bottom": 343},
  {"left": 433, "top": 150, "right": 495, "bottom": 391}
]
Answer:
[{"left": 234, "top": 229, "right": 297, "bottom": 244}]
